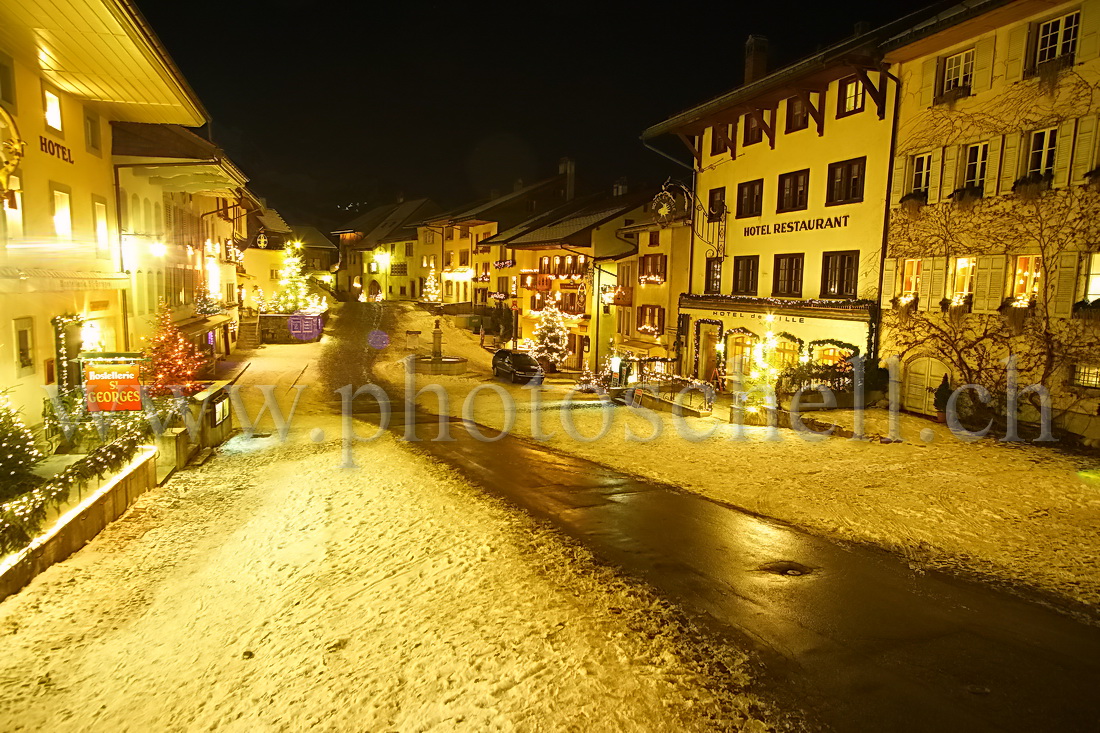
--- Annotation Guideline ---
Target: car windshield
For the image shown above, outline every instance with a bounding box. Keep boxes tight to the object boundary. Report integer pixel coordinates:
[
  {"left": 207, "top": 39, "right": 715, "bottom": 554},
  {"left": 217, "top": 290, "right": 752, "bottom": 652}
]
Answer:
[{"left": 512, "top": 354, "right": 540, "bottom": 370}]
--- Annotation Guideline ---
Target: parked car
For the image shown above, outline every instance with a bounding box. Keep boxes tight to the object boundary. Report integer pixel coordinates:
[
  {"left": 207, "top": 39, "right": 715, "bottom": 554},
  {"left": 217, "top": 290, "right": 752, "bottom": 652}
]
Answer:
[{"left": 492, "top": 349, "right": 544, "bottom": 384}]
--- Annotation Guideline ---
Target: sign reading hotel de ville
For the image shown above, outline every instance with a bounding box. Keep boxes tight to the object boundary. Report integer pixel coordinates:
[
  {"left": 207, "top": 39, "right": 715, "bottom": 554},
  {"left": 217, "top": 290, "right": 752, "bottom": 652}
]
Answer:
[
  {"left": 743, "top": 214, "right": 850, "bottom": 238},
  {"left": 84, "top": 363, "right": 141, "bottom": 412}
]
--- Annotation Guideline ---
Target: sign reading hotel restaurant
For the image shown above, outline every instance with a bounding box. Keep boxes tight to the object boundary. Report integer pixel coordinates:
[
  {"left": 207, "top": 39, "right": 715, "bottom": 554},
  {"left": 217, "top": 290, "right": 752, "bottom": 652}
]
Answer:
[
  {"left": 743, "top": 214, "right": 850, "bottom": 237},
  {"left": 84, "top": 363, "right": 141, "bottom": 411}
]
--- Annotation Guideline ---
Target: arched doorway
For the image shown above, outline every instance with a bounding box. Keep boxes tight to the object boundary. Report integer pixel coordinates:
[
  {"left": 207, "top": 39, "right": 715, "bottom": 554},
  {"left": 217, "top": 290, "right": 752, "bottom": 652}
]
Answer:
[
  {"left": 694, "top": 320, "right": 722, "bottom": 381},
  {"left": 368, "top": 280, "right": 382, "bottom": 301},
  {"left": 904, "top": 356, "right": 951, "bottom": 415}
]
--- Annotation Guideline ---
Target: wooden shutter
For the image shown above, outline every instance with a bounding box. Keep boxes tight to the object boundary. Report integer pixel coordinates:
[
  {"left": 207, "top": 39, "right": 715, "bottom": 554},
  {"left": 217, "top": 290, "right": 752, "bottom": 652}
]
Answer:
[
  {"left": 927, "top": 148, "right": 943, "bottom": 204},
  {"left": 973, "top": 255, "right": 1007, "bottom": 313},
  {"left": 1072, "top": 115, "right": 1097, "bottom": 184},
  {"left": 920, "top": 57, "right": 939, "bottom": 107},
  {"left": 658, "top": 307, "right": 666, "bottom": 334},
  {"left": 1053, "top": 119, "right": 1077, "bottom": 187},
  {"left": 660, "top": 254, "right": 668, "bottom": 280},
  {"left": 1052, "top": 251, "right": 1080, "bottom": 318},
  {"left": 1005, "top": 24, "right": 1030, "bottom": 81},
  {"left": 917, "top": 257, "right": 934, "bottom": 310},
  {"left": 929, "top": 257, "right": 948, "bottom": 308},
  {"left": 985, "top": 136, "right": 1002, "bottom": 195},
  {"left": 999, "top": 134, "right": 1020, "bottom": 193},
  {"left": 880, "top": 258, "right": 897, "bottom": 307},
  {"left": 972, "top": 36, "right": 996, "bottom": 94},
  {"left": 941, "top": 145, "right": 959, "bottom": 199},
  {"left": 890, "top": 155, "right": 908, "bottom": 206},
  {"left": 1079, "top": 2, "right": 1100, "bottom": 62}
]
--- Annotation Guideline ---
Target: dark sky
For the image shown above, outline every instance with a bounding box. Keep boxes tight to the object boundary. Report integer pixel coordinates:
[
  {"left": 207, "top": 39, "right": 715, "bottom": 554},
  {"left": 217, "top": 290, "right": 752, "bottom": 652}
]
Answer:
[{"left": 139, "top": 0, "right": 934, "bottom": 226}]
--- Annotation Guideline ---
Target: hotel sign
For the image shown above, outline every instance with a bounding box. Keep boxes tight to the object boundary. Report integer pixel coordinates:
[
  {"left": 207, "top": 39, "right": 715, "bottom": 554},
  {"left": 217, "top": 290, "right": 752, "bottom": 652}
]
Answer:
[
  {"left": 84, "top": 363, "right": 141, "bottom": 412},
  {"left": 743, "top": 214, "right": 850, "bottom": 237}
]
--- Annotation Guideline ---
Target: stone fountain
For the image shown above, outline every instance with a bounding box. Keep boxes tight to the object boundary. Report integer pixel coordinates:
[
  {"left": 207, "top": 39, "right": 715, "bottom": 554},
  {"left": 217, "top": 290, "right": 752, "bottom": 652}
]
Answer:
[{"left": 410, "top": 318, "right": 468, "bottom": 375}]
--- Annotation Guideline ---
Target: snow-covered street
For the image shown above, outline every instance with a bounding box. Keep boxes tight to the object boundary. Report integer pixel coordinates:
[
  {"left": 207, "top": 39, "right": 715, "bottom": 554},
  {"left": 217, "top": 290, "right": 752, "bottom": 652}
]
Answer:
[{"left": 0, "top": 342, "right": 777, "bottom": 731}]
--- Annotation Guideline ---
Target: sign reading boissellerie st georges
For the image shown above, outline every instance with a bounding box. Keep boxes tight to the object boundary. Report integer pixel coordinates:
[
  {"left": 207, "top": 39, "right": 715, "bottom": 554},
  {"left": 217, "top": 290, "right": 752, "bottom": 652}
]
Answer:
[
  {"left": 743, "top": 214, "right": 850, "bottom": 237},
  {"left": 84, "top": 363, "right": 141, "bottom": 411}
]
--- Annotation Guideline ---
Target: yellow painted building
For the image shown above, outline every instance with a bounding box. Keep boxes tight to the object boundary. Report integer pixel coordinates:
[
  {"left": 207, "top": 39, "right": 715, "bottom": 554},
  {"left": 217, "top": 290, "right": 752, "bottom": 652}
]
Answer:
[
  {"left": 880, "top": 0, "right": 1100, "bottom": 441},
  {"left": 642, "top": 28, "right": 911, "bottom": 385}
]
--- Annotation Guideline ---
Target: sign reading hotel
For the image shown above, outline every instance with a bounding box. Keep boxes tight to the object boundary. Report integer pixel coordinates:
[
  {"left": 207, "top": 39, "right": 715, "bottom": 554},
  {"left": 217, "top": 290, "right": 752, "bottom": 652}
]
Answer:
[
  {"left": 84, "top": 363, "right": 141, "bottom": 412},
  {"left": 743, "top": 214, "right": 850, "bottom": 237}
]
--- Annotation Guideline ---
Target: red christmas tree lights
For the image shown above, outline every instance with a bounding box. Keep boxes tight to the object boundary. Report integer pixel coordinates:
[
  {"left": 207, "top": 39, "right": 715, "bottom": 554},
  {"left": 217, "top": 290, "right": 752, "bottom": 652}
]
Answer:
[{"left": 141, "top": 302, "right": 209, "bottom": 396}]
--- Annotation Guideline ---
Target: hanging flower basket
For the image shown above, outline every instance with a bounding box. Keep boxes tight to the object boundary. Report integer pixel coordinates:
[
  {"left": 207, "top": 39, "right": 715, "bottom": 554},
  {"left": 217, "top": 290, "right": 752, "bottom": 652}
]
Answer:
[
  {"left": 949, "top": 184, "right": 984, "bottom": 211},
  {"left": 891, "top": 295, "right": 918, "bottom": 325},
  {"left": 999, "top": 296, "right": 1034, "bottom": 334},
  {"left": 1073, "top": 299, "right": 1100, "bottom": 322},
  {"left": 945, "top": 293, "right": 973, "bottom": 326},
  {"left": 1084, "top": 168, "right": 1100, "bottom": 193},
  {"left": 899, "top": 191, "right": 928, "bottom": 218},
  {"left": 1012, "top": 172, "right": 1053, "bottom": 200}
]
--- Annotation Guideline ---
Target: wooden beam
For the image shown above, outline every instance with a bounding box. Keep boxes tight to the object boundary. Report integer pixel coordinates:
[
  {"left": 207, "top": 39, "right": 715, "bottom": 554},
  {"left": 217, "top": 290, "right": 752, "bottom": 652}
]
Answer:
[
  {"left": 797, "top": 89, "right": 826, "bottom": 136},
  {"left": 676, "top": 133, "right": 701, "bottom": 165},
  {"left": 852, "top": 67, "right": 887, "bottom": 120}
]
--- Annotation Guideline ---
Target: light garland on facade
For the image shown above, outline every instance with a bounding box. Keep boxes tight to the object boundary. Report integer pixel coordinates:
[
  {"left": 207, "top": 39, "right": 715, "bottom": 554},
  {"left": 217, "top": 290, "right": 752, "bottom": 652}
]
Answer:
[
  {"left": 52, "top": 313, "right": 86, "bottom": 392},
  {"left": 682, "top": 292, "right": 875, "bottom": 310}
]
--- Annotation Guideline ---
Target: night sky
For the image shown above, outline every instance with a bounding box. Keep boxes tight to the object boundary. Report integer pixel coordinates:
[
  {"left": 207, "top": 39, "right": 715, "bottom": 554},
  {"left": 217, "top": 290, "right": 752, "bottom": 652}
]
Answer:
[{"left": 140, "top": 0, "right": 935, "bottom": 227}]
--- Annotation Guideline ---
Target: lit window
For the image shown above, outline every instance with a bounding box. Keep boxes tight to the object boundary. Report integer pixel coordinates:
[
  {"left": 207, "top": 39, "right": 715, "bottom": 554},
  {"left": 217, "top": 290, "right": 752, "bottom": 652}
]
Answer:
[
  {"left": 1027, "top": 128, "right": 1058, "bottom": 177},
  {"left": 52, "top": 189, "right": 72, "bottom": 239},
  {"left": 1012, "top": 255, "right": 1042, "bottom": 300},
  {"left": 1036, "top": 11, "right": 1080, "bottom": 66},
  {"left": 902, "top": 258, "right": 923, "bottom": 296},
  {"left": 94, "top": 200, "right": 109, "bottom": 256},
  {"left": 4, "top": 173, "right": 22, "bottom": 239},
  {"left": 816, "top": 346, "right": 851, "bottom": 365},
  {"left": 838, "top": 77, "right": 865, "bottom": 116},
  {"left": 953, "top": 257, "right": 977, "bottom": 298},
  {"left": 912, "top": 153, "right": 933, "bottom": 194},
  {"left": 1073, "top": 364, "right": 1100, "bottom": 388},
  {"left": 1084, "top": 253, "right": 1100, "bottom": 302},
  {"left": 44, "top": 88, "right": 62, "bottom": 131},
  {"left": 962, "top": 143, "right": 988, "bottom": 189},
  {"left": 775, "top": 338, "right": 800, "bottom": 367},
  {"left": 727, "top": 335, "right": 756, "bottom": 375},
  {"left": 943, "top": 49, "right": 975, "bottom": 92}
]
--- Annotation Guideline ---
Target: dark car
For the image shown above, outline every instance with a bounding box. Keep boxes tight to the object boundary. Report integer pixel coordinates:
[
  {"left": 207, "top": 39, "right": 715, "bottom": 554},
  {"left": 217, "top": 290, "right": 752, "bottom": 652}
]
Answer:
[{"left": 492, "top": 349, "right": 544, "bottom": 384}]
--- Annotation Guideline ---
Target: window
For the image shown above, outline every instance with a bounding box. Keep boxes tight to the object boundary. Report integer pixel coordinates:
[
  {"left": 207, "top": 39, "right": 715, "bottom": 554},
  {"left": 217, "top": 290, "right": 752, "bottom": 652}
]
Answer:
[
  {"left": 736, "top": 179, "right": 763, "bottom": 218},
  {"left": 4, "top": 173, "right": 22, "bottom": 240},
  {"left": 446, "top": 251, "right": 455, "bottom": 268},
  {"left": 775, "top": 338, "right": 801, "bottom": 367},
  {"left": 445, "top": 281, "right": 453, "bottom": 296},
  {"left": 459, "top": 249, "right": 470, "bottom": 267},
  {"left": 1072, "top": 364, "right": 1100, "bottom": 388},
  {"left": 368, "top": 261, "right": 379, "bottom": 274},
  {"left": 51, "top": 187, "right": 72, "bottom": 239},
  {"left": 701, "top": 187, "right": 725, "bottom": 223},
  {"left": 0, "top": 50, "right": 14, "bottom": 111},
  {"left": 636, "top": 305, "right": 665, "bottom": 334},
  {"left": 93, "top": 199, "right": 109, "bottom": 258},
  {"left": 911, "top": 153, "right": 933, "bottom": 195},
  {"left": 942, "top": 48, "right": 975, "bottom": 92},
  {"left": 405, "top": 243, "right": 413, "bottom": 256},
  {"left": 827, "top": 157, "right": 866, "bottom": 204},
  {"left": 43, "top": 87, "right": 62, "bottom": 133},
  {"left": 837, "top": 77, "right": 865, "bottom": 117},
  {"left": 617, "top": 307, "right": 632, "bottom": 336},
  {"left": 84, "top": 107, "right": 101, "bottom": 154},
  {"left": 1027, "top": 128, "right": 1058, "bottom": 177},
  {"left": 773, "top": 254, "right": 804, "bottom": 297},
  {"left": 705, "top": 257, "right": 722, "bottom": 294},
  {"left": 1086, "top": 253, "right": 1100, "bottom": 302},
  {"left": 14, "top": 317, "right": 34, "bottom": 376},
  {"left": 962, "top": 143, "right": 988, "bottom": 189},
  {"left": 954, "top": 257, "right": 977, "bottom": 298},
  {"left": 1036, "top": 10, "right": 1080, "bottom": 66},
  {"left": 421, "top": 255, "right": 428, "bottom": 268},
  {"left": 821, "top": 251, "right": 859, "bottom": 298},
  {"left": 648, "top": 230, "right": 660, "bottom": 247},
  {"left": 1012, "top": 255, "right": 1042, "bottom": 301},
  {"left": 786, "top": 96, "right": 808, "bottom": 133},
  {"left": 710, "top": 124, "right": 731, "bottom": 155},
  {"left": 743, "top": 113, "right": 763, "bottom": 145},
  {"left": 777, "top": 170, "right": 809, "bottom": 212},
  {"left": 731, "top": 255, "right": 758, "bottom": 295},
  {"left": 639, "top": 254, "right": 667, "bottom": 283},
  {"left": 902, "top": 259, "right": 923, "bottom": 296},
  {"left": 727, "top": 335, "right": 755, "bottom": 375}
]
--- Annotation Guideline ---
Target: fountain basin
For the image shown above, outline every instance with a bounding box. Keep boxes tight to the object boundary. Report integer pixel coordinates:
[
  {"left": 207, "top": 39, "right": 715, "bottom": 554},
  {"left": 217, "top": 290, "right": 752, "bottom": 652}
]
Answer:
[{"left": 411, "top": 355, "right": 468, "bottom": 375}]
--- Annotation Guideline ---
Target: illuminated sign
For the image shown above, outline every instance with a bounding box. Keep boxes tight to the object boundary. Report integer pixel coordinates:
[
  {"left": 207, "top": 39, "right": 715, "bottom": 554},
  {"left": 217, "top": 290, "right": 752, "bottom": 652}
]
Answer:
[
  {"left": 742, "top": 214, "right": 850, "bottom": 237},
  {"left": 84, "top": 363, "right": 141, "bottom": 411}
]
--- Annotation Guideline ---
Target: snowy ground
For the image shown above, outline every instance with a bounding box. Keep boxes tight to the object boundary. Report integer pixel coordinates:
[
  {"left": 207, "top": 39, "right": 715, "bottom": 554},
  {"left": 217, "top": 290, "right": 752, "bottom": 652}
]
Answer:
[
  {"left": 380, "top": 302, "right": 1100, "bottom": 616},
  {"left": 0, "top": 338, "right": 782, "bottom": 731}
]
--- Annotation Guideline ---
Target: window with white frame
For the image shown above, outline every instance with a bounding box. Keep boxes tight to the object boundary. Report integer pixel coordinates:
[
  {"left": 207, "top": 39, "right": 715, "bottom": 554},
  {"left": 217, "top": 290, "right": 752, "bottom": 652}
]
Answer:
[
  {"left": 902, "top": 258, "right": 923, "bottom": 297},
  {"left": 1026, "top": 128, "right": 1058, "bottom": 177},
  {"left": 1071, "top": 364, "right": 1100, "bottom": 388},
  {"left": 3, "top": 173, "right": 22, "bottom": 240},
  {"left": 943, "top": 48, "right": 975, "bottom": 92},
  {"left": 1036, "top": 10, "right": 1081, "bottom": 66},
  {"left": 94, "top": 199, "right": 109, "bottom": 257},
  {"left": 52, "top": 188, "right": 72, "bottom": 239},
  {"left": 1012, "top": 255, "right": 1042, "bottom": 301},
  {"left": 962, "top": 143, "right": 988, "bottom": 188},
  {"left": 953, "top": 257, "right": 977, "bottom": 299},
  {"left": 14, "top": 317, "right": 34, "bottom": 376},
  {"left": 43, "top": 87, "right": 62, "bottom": 133},
  {"left": 912, "top": 153, "right": 933, "bottom": 194},
  {"left": 1085, "top": 253, "right": 1100, "bottom": 302}
]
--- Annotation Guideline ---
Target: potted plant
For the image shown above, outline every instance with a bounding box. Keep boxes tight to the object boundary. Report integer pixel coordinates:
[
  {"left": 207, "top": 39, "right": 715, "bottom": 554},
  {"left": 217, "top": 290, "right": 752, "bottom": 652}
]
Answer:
[
  {"left": 933, "top": 374, "right": 952, "bottom": 423},
  {"left": 900, "top": 190, "right": 928, "bottom": 217}
]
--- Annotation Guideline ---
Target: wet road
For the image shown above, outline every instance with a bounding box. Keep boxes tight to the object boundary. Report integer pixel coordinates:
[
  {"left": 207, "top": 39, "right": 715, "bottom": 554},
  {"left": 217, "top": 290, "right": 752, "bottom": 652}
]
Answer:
[{"left": 377, "top": 410, "right": 1100, "bottom": 732}]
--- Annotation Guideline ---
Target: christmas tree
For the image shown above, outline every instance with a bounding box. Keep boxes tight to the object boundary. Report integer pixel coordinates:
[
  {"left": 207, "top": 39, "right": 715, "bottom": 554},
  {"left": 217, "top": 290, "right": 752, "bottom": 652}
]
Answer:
[
  {"left": 270, "top": 246, "right": 311, "bottom": 314},
  {"left": 532, "top": 302, "right": 570, "bottom": 370},
  {"left": 0, "top": 393, "right": 44, "bottom": 492},
  {"left": 193, "top": 282, "right": 222, "bottom": 316},
  {"left": 423, "top": 264, "right": 441, "bottom": 302},
  {"left": 141, "top": 302, "right": 209, "bottom": 396},
  {"left": 733, "top": 328, "right": 791, "bottom": 416}
]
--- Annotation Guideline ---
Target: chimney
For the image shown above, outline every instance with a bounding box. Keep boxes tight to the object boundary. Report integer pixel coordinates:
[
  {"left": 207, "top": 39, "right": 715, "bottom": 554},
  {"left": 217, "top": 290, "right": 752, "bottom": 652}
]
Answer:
[
  {"left": 744, "top": 35, "right": 769, "bottom": 84},
  {"left": 612, "top": 177, "right": 628, "bottom": 196},
  {"left": 558, "top": 157, "right": 576, "bottom": 201},
  {"left": 513, "top": 178, "right": 525, "bottom": 192},
  {"left": 853, "top": 21, "right": 871, "bottom": 37}
]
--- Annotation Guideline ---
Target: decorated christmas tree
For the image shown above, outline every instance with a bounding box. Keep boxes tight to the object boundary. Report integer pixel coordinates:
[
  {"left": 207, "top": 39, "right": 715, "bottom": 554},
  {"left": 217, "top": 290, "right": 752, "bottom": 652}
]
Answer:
[
  {"left": 193, "top": 282, "right": 223, "bottom": 316},
  {"left": 0, "top": 393, "right": 44, "bottom": 491},
  {"left": 270, "top": 246, "right": 311, "bottom": 314},
  {"left": 423, "top": 264, "right": 441, "bottom": 302},
  {"left": 141, "top": 302, "right": 208, "bottom": 396},
  {"left": 734, "top": 328, "right": 790, "bottom": 416},
  {"left": 531, "top": 302, "right": 570, "bottom": 370}
]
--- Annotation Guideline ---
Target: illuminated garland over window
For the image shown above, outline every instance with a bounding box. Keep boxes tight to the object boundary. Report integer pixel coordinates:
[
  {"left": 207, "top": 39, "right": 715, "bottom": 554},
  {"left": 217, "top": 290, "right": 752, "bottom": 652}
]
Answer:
[
  {"left": 494, "top": 259, "right": 515, "bottom": 269},
  {"left": 682, "top": 293, "right": 875, "bottom": 310},
  {"left": 52, "top": 313, "right": 85, "bottom": 392},
  {"left": 806, "top": 338, "right": 860, "bottom": 357}
]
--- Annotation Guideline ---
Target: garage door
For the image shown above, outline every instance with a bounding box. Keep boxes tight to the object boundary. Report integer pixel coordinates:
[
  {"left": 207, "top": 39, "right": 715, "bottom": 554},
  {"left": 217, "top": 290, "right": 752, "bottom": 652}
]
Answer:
[{"left": 904, "top": 357, "right": 950, "bottom": 415}]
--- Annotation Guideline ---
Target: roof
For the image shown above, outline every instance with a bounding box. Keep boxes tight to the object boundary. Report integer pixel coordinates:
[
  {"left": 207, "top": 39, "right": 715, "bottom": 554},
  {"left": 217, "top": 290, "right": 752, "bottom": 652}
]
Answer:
[
  {"left": 111, "top": 123, "right": 249, "bottom": 194},
  {"left": 257, "top": 208, "right": 291, "bottom": 234},
  {"left": 882, "top": 0, "right": 1028, "bottom": 62},
  {"left": 288, "top": 225, "right": 337, "bottom": 250},
  {"left": 641, "top": 2, "right": 953, "bottom": 139},
  {"left": 0, "top": 0, "right": 206, "bottom": 125},
  {"left": 419, "top": 175, "right": 570, "bottom": 229},
  {"left": 333, "top": 198, "right": 440, "bottom": 248},
  {"left": 501, "top": 190, "right": 653, "bottom": 250}
]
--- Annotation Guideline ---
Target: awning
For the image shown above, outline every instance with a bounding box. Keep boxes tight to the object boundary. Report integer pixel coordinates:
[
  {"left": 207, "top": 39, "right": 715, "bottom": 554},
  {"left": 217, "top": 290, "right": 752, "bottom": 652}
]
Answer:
[
  {"left": 176, "top": 314, "right": 231, "bottom": 338},
  {"left": 619, "top": 339, "right": 658, "bottom": 352}
]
